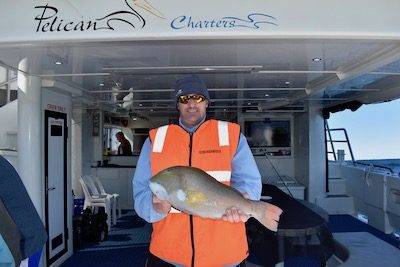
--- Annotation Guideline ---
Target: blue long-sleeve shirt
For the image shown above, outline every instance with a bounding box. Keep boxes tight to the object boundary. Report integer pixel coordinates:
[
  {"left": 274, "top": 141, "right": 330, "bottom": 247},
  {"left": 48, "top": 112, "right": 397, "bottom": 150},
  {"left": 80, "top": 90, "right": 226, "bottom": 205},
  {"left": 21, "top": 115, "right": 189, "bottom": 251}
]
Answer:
[{"left": 132, "top": 121, "right": 262, "bottom": 223}]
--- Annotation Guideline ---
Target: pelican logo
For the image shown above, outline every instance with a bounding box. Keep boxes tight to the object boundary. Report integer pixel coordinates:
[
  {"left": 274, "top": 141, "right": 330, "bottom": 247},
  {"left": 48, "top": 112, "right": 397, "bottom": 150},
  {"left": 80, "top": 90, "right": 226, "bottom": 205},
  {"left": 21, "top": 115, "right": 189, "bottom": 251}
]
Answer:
[
  {"left": 133, "top": 0, "right": 165, "bottom": 19},
  {"left": 34, "top": 0, "right": 165, "bottom": 33}
]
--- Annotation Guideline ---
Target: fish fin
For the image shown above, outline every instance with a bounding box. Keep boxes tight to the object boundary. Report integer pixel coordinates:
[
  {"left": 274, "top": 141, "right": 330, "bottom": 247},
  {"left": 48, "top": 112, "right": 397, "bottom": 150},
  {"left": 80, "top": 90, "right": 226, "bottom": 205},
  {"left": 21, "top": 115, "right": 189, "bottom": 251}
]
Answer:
[{"left": 252, "top": 201, "right": 283, "bottom": 232}]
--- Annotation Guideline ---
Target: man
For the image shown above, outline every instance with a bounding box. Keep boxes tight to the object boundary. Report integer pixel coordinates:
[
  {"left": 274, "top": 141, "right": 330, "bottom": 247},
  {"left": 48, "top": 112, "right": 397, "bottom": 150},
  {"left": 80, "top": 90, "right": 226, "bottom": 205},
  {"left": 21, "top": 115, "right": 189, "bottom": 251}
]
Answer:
[
  {"left": 133, "top": 75, "right": 262, "bottom": 267},
  {"left": 115, "top": 131, "right": 133, "bottom": 155}
]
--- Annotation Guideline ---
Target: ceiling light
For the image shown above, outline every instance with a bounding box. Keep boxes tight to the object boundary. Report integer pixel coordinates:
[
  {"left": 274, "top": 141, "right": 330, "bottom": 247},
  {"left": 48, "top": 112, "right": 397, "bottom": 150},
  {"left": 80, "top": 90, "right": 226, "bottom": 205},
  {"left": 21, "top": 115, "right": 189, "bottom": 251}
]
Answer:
[
  {"left": 265, "top": 94, "right": 270, "bottom": 97},
  {"left": 247, "top": 102, "right": 251, "bottom": 105},
  {"left": 312, "top": 57, "right": 322, "bottom": 62},
  {"left": 99, "top": 83, "right": 104, "bottom": 86},
  {"left": 285, "top": 81, "right": 291, "bottom": 85},
  {"left": 139, "top": 103, "right": 143, "bottom": 107},
  {"left": 223, "top": 108, "right": 227, "bottom": 111},
  {"left": 150, "top": 109, "right": 154, "bottom": 112},
  {"left": 132, "top": 117, "right": 138, "bottom": 121},
  {"left": 55, "top": 61, "right": 63, "bottom": 65}
]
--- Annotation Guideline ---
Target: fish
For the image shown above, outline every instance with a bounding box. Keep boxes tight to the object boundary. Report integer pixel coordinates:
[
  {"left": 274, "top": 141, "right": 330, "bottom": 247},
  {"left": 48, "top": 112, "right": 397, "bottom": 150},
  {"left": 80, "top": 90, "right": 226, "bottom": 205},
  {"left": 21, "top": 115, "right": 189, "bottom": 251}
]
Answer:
[{"left": 149, "top": 166, "right": 283, "bottom": 231}]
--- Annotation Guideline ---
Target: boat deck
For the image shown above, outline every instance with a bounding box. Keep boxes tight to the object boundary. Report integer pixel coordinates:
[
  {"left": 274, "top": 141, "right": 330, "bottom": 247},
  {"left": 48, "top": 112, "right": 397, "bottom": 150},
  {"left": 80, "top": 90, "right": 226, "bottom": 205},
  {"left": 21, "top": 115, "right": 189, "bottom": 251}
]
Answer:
[{"left": 61, "top": 212, "right": 400, "bottom": 267}]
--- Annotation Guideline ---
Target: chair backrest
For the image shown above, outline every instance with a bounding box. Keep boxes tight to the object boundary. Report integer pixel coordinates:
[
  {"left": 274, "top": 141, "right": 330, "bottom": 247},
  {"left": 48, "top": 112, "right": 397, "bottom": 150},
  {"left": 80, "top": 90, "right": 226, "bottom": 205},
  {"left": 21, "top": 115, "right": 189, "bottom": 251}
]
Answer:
[
  {"left": 79, "top": 178, "right": 91, "bottom": 200},
  {"left": 81, "top": 175, "right": 100, "bottom": 196},
  {"left": 92, "top": 175, "right": 107, "bottom": 195},
  {"left": 79, "top": 177, "right": 98, "bottom": 202}
]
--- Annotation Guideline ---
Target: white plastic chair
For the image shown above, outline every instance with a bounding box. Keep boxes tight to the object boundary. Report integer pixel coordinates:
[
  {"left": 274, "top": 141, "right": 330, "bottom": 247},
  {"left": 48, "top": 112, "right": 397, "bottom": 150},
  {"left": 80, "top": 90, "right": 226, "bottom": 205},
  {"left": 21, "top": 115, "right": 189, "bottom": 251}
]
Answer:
[
  {"left": 82, "top": 175, "right": 118, "bottom": 224},
  {"left": 91, "top": 175, "right": 122, "bottom": 219},
  {"left": 79, "top": 177, "right": 113, "bottom": 230}
]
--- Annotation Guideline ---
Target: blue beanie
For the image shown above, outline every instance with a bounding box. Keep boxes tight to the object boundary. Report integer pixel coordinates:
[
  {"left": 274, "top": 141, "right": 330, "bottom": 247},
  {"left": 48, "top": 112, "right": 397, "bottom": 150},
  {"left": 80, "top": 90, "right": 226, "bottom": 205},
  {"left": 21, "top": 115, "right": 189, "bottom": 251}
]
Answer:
[{"left": 173, "top": 75, "right": 210, "bottom": 102}]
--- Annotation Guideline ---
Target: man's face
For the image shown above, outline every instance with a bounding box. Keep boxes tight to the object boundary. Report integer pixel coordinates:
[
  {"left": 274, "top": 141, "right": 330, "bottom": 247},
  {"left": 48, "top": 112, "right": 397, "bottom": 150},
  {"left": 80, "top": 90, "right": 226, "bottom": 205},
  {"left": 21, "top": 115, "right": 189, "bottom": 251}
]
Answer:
[{"left": 177, "top": 94, "right": 208, "bottom": 127}]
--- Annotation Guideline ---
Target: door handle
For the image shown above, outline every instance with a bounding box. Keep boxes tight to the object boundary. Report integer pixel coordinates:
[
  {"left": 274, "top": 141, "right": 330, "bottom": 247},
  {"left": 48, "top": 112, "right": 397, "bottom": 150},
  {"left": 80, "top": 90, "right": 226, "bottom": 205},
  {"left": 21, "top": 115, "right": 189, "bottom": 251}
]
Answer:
[{"left": 47, "top": 187, "right": 56, "bottom": 191}]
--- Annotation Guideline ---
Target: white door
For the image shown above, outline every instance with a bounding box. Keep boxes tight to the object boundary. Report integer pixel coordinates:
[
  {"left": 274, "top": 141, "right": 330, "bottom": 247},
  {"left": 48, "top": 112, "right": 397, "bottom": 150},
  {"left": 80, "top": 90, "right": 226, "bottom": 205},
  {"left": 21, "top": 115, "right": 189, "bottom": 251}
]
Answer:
[{"left": 45, "top": 110, "right": 68, "bottom": 265}]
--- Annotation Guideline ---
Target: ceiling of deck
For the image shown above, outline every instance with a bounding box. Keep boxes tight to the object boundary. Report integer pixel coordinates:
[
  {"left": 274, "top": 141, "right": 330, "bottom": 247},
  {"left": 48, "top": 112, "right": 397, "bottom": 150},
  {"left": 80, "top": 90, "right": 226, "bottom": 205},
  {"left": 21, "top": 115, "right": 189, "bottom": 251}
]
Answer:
[{"left": 1, "top": 38, "right": 400, "bottom": 118}]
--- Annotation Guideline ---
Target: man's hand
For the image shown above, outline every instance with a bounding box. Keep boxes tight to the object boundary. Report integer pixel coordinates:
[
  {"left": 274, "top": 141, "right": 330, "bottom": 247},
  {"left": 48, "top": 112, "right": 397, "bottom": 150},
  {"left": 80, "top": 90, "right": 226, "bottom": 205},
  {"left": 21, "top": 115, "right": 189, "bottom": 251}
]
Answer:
[
  {"left": 152, "top": 195, "right": 171, "bottom": 214},
  {"left": 221, "top": 192, "right": 251, "bottom": 223}
]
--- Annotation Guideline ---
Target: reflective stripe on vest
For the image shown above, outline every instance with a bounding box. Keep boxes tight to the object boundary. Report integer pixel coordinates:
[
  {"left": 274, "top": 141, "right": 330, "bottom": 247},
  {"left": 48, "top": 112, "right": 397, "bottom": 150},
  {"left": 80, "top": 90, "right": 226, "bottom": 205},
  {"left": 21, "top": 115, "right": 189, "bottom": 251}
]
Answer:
[
  {"left": 218, "top": 120, "right": 229, "bottom": 146},
  {"left": 152, "top": 125, "right": 168, "bottom": 153}
]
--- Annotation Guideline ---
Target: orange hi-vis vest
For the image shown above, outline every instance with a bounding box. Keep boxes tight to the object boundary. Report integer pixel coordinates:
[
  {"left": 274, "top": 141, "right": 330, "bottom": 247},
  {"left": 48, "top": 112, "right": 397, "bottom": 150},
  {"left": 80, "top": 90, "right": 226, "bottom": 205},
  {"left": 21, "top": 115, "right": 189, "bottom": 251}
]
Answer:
[{"left": 148, "top": 119, "right": 248, "bottom": 267}]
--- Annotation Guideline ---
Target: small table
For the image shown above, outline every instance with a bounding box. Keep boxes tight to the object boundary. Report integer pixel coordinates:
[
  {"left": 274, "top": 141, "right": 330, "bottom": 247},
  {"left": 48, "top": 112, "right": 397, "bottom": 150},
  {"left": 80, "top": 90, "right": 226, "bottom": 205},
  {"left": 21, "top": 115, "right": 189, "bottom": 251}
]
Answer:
[{"left": 246, "top": 184, "right": 335, "bottom": 266}]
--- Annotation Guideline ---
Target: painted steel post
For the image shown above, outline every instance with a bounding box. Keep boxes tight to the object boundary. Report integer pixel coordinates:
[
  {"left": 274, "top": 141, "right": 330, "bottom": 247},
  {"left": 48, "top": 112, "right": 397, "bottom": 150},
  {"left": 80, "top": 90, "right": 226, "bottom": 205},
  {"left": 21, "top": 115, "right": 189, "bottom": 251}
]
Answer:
[{"left": 17, "top": 57, "right": 43, "bottom": 217}]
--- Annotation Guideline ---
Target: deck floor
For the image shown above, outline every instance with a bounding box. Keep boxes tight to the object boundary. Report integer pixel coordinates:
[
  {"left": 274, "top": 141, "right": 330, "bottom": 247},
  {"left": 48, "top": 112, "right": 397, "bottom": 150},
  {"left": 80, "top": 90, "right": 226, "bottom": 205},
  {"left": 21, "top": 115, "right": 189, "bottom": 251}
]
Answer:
[
  {"left": 61, "top": 212, "right": 400, "bottom": 267},
  {"left": 334, "top": 232, "right": 400, "bottom": 267}
]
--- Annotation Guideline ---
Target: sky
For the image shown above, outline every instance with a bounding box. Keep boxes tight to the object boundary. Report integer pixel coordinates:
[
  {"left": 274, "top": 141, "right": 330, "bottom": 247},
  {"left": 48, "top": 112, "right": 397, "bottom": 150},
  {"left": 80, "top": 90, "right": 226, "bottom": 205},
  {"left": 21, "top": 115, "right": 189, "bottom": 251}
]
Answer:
[{"left": 328, "top": 97, "right": 400, "bottom": 160}]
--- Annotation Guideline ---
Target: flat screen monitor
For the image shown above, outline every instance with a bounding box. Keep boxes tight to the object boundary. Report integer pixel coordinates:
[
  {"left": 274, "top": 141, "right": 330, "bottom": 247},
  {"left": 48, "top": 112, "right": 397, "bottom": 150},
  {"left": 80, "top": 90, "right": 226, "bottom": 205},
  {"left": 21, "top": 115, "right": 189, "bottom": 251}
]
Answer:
[{"left": 244, "top": 120, "right": 291, "bottom": 148}]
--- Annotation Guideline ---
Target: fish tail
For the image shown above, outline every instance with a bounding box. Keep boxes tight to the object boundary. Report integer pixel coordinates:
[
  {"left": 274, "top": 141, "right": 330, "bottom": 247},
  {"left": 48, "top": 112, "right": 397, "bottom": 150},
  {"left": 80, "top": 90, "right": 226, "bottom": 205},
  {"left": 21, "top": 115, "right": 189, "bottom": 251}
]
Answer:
[{"left": 251, "top": 201, "right": 282, "bottom": 232}]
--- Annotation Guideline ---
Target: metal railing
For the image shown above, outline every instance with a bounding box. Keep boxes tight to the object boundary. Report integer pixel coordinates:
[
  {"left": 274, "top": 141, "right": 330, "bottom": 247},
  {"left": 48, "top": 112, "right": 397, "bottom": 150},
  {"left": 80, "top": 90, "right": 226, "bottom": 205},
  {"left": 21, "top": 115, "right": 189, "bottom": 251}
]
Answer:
[
  {"left": 0, "top": 67, "right": 17, "bottom": 107},
  {"left": 352, "top": 161, "right": 394, "bottom": 175},
  {"left": 325, "top": 122, "right": 395, "bottom": 175},
  {"left": 325, "top": 123, "right": 355, "bottom": 162}
]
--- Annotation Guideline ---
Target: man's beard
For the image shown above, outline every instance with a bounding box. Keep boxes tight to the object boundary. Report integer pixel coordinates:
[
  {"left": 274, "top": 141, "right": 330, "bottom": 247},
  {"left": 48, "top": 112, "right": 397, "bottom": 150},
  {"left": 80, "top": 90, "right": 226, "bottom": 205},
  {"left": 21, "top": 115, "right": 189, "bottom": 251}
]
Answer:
[{"left": 180, "top": 111, "right": 206, "bottom": 127}]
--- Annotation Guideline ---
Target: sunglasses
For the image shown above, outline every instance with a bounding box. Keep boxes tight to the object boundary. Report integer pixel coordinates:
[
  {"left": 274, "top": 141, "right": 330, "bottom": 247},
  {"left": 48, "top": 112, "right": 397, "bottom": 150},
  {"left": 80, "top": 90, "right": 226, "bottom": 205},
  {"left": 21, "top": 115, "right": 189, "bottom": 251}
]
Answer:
[{"left": 178, "top": 94, "right": 207, "bottom": 104}]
